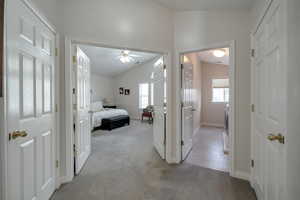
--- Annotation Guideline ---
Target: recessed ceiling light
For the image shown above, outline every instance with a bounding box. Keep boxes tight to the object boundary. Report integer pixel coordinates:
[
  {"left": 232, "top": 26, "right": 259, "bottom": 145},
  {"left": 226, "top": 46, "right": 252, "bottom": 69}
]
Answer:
[{"left": 213, "top": 49, "right": 226, "bottom": 58}]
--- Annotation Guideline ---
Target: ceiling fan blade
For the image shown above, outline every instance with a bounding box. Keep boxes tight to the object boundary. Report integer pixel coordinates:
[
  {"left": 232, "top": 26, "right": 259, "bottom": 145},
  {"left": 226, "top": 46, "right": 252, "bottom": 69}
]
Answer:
[{"left": 130, "top": 54, "right": 142, "bottom": 58}]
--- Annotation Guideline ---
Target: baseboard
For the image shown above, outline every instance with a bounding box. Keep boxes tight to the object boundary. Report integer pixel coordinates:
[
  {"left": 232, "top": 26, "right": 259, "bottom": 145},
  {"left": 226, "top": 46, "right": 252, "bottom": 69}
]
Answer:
[
  {"left": 59, "top": 175, "right": 73, "bottom": 185},
  {"left": 201, "top": 122, "right": 224, "bottom": 128},
  {"left": 232, "top": 170, "right": 251, "bottom": 181}
]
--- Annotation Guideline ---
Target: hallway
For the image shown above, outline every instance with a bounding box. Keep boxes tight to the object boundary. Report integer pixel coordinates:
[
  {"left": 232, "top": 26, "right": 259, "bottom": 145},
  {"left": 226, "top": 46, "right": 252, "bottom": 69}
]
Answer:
[{"left": 52, "top": 121, "right": 256, "bottom": 200}]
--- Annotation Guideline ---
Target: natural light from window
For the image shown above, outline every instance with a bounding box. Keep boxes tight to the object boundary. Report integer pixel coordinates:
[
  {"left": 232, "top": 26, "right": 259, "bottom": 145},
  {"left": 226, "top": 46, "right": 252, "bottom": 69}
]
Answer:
[
  {"left": 139, "top": 83, "right": 149, "bottom": 109},
  {"left": 212, "top": 79, "right": 229, "bottom": 103}
]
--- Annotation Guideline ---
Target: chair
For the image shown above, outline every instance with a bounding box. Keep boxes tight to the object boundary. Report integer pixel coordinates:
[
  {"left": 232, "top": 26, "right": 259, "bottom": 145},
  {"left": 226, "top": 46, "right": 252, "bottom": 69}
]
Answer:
[{"left": 141, "top": 105, "right": 154, "bottom": 124}]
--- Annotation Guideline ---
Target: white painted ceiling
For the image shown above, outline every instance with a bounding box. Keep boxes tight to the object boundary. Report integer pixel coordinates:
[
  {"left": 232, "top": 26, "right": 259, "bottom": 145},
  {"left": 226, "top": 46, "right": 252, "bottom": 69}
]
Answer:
[
  {"left": 152, "top": 0, "right": 254, "bottom": 11},
  {"left": 79, "top": 45, "right": 159, "bottom": 77},
  {"left": 198, "top": 48, "right": 229, "bottom": 65}
]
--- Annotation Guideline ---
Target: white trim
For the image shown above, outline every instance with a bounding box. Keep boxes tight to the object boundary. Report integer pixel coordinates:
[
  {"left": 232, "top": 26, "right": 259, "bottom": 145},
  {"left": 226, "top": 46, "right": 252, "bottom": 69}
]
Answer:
[
  {"left": 232, "top": 170, "right": 251, "bottom": 181},
  {"left": 54, "top": 34, "right": 61, "bottom": 189},
  {"left": 200, "top": 122, "right": 224, "bottom": 128},
  {"left": 64, "top": 37, "right": 74, "bottom": 182},
  {"left": 176, "top": 41, "right": 236, "bottom": 177},
  {"left": 1, "top": 0, "right": 59, "bottom": 199},
  {"left": 64, "top": 37, "right": 173, "bottom": 179},
  {"left": 1, "top": 1, "right": 8, "bottom": 199}
]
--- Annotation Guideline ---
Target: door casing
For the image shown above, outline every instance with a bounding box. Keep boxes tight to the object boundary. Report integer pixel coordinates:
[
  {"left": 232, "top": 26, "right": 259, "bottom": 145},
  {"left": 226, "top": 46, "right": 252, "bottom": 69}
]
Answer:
[
  {"left": 0, "top": 0, "right": 60, "bottom": 199},
  {"left": 177, "top": 40, "right": 236, "bottom": 177},
  {"left": 64, "top": 38, "right": 173, "bottom": 182}
]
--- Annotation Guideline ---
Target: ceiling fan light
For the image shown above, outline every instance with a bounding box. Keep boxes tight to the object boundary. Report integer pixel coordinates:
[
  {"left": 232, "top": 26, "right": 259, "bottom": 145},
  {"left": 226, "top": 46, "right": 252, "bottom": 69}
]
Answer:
[
  {"left": 123, "top": 50, "right": 130, "bottom": 55},
  {"left": 213, "top": 49, "right": 226, "bottom": 58},
  {"left": 120, "top": 55, "right": 131, "bottom": 63}
]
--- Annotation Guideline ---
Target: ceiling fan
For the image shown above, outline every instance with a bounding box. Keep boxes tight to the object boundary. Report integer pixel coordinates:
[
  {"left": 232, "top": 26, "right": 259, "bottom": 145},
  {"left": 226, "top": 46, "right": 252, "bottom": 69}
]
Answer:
[{"left": 117, "top": 50, "right": 142, "bottom": 63}]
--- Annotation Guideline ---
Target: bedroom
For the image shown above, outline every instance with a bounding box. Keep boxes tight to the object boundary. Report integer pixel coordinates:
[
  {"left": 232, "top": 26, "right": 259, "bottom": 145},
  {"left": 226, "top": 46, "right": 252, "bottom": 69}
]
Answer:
[{"left": 72, "top": 44, "right": 167, "bottom": 174}]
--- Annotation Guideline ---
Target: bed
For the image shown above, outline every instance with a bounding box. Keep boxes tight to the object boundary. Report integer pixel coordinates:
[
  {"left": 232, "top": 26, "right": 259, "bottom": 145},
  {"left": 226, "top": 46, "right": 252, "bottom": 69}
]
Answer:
[{"left": 90, "top": 101, "right": 130, "bottom": 130}]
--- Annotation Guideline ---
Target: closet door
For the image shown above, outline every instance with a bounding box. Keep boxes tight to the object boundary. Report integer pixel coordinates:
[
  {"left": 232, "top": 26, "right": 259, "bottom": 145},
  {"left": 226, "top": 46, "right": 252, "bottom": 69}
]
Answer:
[{"left": 252, "top": 0, "right": 286, "bottom": 199}]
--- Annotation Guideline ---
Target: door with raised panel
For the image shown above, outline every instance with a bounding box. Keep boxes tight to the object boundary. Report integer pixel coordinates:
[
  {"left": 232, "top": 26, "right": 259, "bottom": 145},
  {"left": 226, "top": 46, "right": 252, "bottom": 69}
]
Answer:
[
  {"left": 252, "top": 0, "right": 286, "bottom": 199},
  {"left": 181, "top": 61, "right": 194, "bottom": 160},
  {"left": 6, "top": 0, "right": 56, "bottom": 199},
  {"left": 152, "top": 56, "right": 166, "bottom": 159},
  {"left": 73, "top": 46, "right": 91, "bottom": 174}
]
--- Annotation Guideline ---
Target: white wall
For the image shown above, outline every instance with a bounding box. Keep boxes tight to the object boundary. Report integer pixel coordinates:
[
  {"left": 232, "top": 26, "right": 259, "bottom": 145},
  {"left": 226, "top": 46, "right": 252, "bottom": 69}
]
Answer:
[
  {"left": 201, "top": 62, "right": 228, "bottom": 127},
  {"left": 113, "top": 57, "right": 160, "bottom": 119},
  {"left": 57, "top": 0, "right": 173, "bottom": 177},
  {"left": 174, "top": 10, "right": 252, "bottom": 174},
  {"left": 283, "top": 0, "right": 300, "bottom": 199},
  {"left": 91, "top": 74, "right": 115, "bottom": 104}
]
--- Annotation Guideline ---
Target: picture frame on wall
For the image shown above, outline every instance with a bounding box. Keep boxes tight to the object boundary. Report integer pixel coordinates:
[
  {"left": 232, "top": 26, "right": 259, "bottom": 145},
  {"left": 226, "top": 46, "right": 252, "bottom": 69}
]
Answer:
[
  {"left": 119, "top": 87, "right": 124, "bottom": 95},
  {"left": 125, "top": 89, "right": 130, "bottom": 95}
]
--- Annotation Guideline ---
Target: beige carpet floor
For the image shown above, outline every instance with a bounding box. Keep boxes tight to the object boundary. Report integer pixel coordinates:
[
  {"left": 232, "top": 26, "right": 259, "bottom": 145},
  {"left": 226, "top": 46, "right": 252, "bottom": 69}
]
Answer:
[{"left": 52, "top": 120, "right": 256, "bottom": 200}]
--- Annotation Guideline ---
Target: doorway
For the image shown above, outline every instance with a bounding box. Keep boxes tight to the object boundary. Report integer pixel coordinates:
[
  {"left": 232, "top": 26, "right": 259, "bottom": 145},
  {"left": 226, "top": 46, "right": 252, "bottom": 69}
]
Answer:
[
  {"left": 65, "top": 41, "right": 168, "bottom": 178},
  {"left": 180, "top": 41, "right": 235, "bottom": 174}
]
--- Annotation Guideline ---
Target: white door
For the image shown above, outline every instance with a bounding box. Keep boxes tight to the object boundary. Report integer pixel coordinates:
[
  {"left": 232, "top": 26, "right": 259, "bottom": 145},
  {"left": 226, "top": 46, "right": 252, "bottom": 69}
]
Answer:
[
  {"left": 152, "top": 57, "right": 166, "bottom": 159},
  {"left": 181, "top": 62, "right": 194, "bottom": 160},
  {"left": 6, "top": 0, "right": 56, "bottom": 199},
  {"left": 73, "top": 46, "right": 91, "bottom": 174},
  {"left": 252, "top": 0, "right": 286, "bottom": 199}
]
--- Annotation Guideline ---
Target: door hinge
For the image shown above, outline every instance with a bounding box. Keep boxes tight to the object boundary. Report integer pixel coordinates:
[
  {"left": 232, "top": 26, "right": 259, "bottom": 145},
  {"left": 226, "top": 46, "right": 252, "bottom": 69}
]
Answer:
[
  {"left": 55, "top": 48, "right": 58, "bottom": 57},
  {"left": 251, "top": 49, "right": 255, "bottom": 58},
  {"left": 72, "top": 55, "right": 77, "bottom": 64},
  {"left": 251, "top": 159, "right": 254, "bottom": 168},
  {"left": 8, "top": 133, "right": 11, "bottom": 141},
  {"left": 73, "top": 88, "right": 76, "bottom": 94},
  {"left": 73, "top": 123, "right": 76, "bottom": 131},
  {"left": 181, "top": 64, "right": 184, "bottom": 69},
  {"left": 73, "top": 144, "right": 77, "bottom": 157},
  {"left": 181, "top": 140, "right": 184, "bottom": 146},
  {"left": 251, "top": 104, "right": 255, "bottom": 112},
  {"left": 163, "top": 64, "right": 166, "bottom": 70},
  {"left": 56, "top": 160, "right": 59, "bottom": 168}
]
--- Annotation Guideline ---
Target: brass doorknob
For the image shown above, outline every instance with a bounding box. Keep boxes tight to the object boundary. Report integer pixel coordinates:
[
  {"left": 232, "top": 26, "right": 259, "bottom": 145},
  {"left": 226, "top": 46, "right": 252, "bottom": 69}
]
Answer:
[
  {"left": 11, "top": 130, "right": 28, "bottom": 140},
  {"left": 267, "top": 133, "right": 285, "bottom": 144}
]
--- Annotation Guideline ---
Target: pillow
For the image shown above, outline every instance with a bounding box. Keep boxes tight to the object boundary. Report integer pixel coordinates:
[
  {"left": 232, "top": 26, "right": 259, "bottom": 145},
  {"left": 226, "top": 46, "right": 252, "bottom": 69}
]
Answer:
[{"left": 90, "top": 101, "right": 103, "bottom": 112}]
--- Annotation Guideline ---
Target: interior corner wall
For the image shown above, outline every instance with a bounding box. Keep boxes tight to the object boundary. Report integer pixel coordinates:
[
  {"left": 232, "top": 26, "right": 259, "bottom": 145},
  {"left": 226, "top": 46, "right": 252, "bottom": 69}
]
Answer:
[
  {"left": 201, "top": 62, "right": 228, "bottom": 127},
  {"left": 91, "top": 74, "right": 115, "bottom": 104},
  {"left": 113, "top": 57, "right": 160, "bottom": 120},
  {"left": 174, "top": 10, "right": 252, "bottom": 174}
]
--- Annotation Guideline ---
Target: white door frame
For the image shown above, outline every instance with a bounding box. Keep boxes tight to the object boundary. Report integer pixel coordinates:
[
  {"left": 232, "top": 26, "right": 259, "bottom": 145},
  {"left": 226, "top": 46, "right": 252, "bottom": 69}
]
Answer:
[
  {"left": 64, "top": 37, "right": 173, "bottom": 182},
  {"left": 176, "top": 40, "right": 236, "bottom": 176},
  {"left": 0, "top": 0, "right": 60, "bottom": 199}
]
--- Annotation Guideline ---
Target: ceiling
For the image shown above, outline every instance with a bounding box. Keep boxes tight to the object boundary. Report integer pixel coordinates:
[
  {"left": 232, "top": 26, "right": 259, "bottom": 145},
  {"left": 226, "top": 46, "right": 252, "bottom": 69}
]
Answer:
[
  {"left": 198, "top": 48, "right": 229, "bottom": 65},
  {"left": 79, "top": 45, "right": 159, "bottom": 77},
  {"left": 152, "top": 0, "right": 254, "bottom": 11}
]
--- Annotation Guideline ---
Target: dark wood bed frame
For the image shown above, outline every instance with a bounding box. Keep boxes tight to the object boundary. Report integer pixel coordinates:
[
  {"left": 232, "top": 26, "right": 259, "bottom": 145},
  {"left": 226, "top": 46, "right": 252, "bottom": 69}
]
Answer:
[{"left": 98, "top": 115, "right": 130, "bottom": 131}]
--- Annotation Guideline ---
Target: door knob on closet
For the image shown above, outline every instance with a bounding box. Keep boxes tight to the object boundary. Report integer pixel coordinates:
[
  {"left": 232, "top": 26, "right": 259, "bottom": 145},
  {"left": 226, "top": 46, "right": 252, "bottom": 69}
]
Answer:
[
  {"left": 11, "top": 130, "right": 28, "bottom": 140},
  {"left": 267, "top": 133, "right": 284, "bottom": 144}
]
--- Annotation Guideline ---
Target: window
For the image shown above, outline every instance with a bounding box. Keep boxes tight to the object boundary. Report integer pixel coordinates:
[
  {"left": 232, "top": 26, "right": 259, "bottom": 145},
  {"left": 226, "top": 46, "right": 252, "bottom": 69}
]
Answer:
[
  {"left": 150, "top": 83, "right": 154, "bottom": 105},
  {"left": 139, "top": 83, "right": 149, "bottom": 109},
  {"left": 212, "top": 79, "right": 229, "bottom": 103}
]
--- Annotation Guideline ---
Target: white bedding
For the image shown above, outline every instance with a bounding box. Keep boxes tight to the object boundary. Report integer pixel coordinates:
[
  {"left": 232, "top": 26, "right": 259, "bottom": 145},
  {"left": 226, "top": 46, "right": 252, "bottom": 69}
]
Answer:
[{"left": 91, "top": 108, "right": 129, "bottom": 128}]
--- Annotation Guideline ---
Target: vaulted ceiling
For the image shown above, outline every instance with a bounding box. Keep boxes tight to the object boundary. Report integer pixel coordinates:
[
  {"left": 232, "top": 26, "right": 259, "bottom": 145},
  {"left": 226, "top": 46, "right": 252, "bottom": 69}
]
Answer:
[
  {"left": 79, "top": 45, "right": 159, "bottom": 77},
  {"left": 152, "top": 0, "right": 254, "bottom": 11}
]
